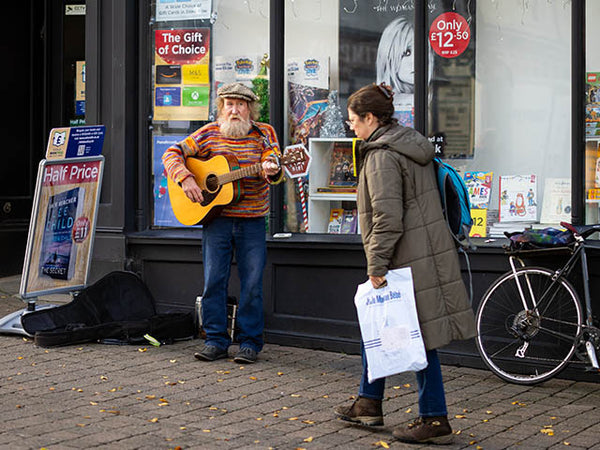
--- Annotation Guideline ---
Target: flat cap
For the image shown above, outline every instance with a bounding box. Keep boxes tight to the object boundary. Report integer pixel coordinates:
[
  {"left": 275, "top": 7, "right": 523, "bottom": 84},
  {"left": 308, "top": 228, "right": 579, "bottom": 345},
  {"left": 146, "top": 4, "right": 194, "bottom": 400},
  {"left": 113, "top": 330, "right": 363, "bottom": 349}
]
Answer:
[{"left": 217, "top": 82, "right": 259, "bottom": 102}]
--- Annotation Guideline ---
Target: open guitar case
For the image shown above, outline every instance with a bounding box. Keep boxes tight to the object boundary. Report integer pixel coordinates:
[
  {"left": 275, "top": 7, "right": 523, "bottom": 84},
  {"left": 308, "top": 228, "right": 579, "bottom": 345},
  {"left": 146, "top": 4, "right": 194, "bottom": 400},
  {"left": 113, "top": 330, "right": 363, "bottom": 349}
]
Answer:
[{"left": 21, "top": 271, "right": 196, "bottom": 347}]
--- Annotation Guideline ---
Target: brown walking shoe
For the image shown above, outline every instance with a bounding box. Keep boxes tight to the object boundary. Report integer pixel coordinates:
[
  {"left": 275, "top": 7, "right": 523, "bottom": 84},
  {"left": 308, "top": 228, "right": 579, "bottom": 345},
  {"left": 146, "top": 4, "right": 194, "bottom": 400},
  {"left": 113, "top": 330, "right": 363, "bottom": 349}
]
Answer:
[
  {"left": 392, "top": 416, "right": 453, "bottom": 445},
  {"left": 334, "top": 396, "right": 384, "bottom": 426}
]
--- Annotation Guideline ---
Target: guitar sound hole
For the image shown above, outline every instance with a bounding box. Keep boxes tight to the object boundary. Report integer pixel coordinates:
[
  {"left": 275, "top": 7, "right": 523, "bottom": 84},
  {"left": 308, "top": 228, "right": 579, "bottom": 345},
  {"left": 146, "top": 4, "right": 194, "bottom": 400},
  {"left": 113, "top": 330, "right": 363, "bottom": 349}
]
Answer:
[{"left": 205, "top": 174, "right": 219, "bottom": 193}]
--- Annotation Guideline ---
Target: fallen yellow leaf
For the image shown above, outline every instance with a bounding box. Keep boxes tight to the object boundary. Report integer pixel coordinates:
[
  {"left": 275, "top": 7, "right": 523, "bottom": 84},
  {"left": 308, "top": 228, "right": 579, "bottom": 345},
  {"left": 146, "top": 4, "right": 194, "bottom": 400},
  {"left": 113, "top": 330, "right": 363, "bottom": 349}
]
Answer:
[
  {"left": 374, "top": 441, "right": 390, "bottom": 449},
  {"left": 405, "top": 408, "right": 412, "bottom": 414},
  {"left": 146, "top": 395, "right": 156, "bottom": 400},
  {"left": 303, "top": 437, "right": 314, "bottom": 443},
  {"left": 149, "top": 417, "right": 158, "bottom": 423},
  {"left": 455, "top": 415, "right": 466, "bottom": 419},
  {"left": 138, "top": 348, "right": 147, "bottom": 352}
]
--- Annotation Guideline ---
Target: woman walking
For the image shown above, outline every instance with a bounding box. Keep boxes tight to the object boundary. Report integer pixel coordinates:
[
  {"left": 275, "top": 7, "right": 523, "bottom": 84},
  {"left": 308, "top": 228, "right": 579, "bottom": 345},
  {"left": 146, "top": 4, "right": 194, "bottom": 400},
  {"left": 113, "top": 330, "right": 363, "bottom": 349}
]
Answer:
[{"left": 334, "top": 83, "right": 476, "bottom": 445}]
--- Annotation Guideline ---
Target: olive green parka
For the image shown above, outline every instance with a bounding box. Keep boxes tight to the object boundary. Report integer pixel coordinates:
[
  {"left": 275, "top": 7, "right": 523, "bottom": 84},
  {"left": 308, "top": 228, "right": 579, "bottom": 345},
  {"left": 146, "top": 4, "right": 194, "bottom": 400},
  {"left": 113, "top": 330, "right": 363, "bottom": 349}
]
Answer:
[{"left": 356, "top": 122, "right": 476, "bottom": 350}]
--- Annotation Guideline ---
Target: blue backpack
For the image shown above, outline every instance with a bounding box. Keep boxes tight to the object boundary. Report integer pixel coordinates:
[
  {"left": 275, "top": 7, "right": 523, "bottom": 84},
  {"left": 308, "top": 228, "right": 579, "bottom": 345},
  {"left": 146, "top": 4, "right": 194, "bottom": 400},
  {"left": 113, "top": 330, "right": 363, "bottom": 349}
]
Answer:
[{"left": 433, "top": 157, "right": 473, "bottom": 248}]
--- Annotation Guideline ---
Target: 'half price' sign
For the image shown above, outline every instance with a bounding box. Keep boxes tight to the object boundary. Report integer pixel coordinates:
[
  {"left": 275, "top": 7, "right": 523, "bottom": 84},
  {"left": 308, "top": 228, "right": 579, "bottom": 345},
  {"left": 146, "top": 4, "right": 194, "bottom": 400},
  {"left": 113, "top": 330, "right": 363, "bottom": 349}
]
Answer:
[{"left": 429, "top": 12, "right": 470, "bottom": 59}]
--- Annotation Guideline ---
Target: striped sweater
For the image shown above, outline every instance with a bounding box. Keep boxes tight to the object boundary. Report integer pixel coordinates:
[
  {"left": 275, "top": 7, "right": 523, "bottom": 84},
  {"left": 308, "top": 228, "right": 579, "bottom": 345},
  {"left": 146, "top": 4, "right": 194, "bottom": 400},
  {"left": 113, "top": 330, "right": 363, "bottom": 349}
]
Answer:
[{"left": 162, "top": 121, "right": 282, "bottom": 218}]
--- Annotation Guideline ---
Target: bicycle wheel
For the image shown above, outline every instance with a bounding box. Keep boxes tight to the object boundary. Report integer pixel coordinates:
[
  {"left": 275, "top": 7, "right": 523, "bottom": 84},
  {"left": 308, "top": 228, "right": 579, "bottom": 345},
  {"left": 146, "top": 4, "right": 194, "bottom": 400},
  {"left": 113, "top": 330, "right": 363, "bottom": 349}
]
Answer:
[{"left": 476, "top": 266, "right": 583, "bottom": 384}]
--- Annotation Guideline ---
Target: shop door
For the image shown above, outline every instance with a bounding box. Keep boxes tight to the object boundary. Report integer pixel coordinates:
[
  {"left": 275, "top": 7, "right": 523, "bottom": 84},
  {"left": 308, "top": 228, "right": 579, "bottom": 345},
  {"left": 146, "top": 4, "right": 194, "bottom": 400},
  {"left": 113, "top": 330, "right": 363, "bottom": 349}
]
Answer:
[{"left": 0, "top": 0, "right": 85, "bottom": 275}]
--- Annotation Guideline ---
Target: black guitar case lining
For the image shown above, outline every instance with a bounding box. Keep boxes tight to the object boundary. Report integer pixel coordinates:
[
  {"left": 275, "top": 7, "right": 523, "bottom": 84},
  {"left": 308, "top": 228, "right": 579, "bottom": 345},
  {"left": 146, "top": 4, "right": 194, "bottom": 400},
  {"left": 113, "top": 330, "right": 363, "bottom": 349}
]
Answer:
[{"left": 21, "top": 271, "right": 196, "bottom": 347}]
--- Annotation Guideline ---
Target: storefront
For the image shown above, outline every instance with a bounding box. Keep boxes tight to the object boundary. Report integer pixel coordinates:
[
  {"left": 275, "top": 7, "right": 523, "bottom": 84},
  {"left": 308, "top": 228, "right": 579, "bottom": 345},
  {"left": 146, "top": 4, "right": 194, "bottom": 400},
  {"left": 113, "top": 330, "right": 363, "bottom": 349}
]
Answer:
[{"left": 3, "top": 1, "right": 599, "bottom": 377}]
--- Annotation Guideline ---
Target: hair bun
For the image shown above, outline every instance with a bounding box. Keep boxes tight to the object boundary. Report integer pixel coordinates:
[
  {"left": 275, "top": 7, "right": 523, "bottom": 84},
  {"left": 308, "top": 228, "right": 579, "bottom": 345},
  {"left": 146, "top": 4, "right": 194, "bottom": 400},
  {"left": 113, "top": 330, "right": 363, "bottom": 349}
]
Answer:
[{"left": 377, "top": 82, "right": 394, "bottom": 100}]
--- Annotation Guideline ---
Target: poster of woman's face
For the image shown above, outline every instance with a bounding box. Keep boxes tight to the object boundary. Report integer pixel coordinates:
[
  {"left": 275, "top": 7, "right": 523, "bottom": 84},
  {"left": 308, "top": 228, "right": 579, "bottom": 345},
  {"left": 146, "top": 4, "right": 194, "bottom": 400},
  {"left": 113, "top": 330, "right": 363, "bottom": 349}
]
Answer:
[{"left": 339, "top": 0, "right": 475, "bottom": 141}]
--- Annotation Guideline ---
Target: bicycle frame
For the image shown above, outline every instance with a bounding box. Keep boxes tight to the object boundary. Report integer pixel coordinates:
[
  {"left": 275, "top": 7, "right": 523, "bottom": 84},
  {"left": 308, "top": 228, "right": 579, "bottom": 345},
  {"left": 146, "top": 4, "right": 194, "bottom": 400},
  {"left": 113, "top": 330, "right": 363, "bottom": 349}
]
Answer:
[{"left": 509, "top": 239, "right": 599, "bottom": 369}]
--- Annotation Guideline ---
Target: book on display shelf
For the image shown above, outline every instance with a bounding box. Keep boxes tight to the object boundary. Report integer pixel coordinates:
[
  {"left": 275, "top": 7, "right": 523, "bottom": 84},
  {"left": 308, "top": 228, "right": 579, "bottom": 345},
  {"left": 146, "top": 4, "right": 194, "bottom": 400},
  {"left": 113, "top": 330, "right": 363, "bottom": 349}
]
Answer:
[
  {"left": 340, "top": 209, "right": 358, "bottom": 234},
  {"left": 327, "top": 208, "right": 344, "bottom": 234},
  {"left": 327, "top": 141, "right": 357, "bottom": 188},
  {"left": 464, "top": 170, "right": 493, "bottom": 209},
  {"left": 539, "top": 178, "right": 571, "bottom": 225},
  {"left": 498, "top": 175, "right": 537, "bottom": 223}
]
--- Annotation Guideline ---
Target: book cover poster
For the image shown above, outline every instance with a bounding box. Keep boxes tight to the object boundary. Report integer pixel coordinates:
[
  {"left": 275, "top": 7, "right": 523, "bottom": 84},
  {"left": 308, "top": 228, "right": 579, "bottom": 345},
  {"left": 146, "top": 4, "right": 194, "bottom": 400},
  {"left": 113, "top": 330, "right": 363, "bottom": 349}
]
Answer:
[
  {"left": 499, "top": 175, "right": 537, "bottom": 222},
  {"left": 21, "top": 158, "right": 103, "bottom": 298},
  {"left": 328, "top": 142, "right": 357, "bottom": 187},
  {"left": 154, "top": 28, "right": 211, "bottom": 121},
  {"left": 540, "top": 178, "right": 571, "bottom": 225},
  {"left": 464, "top": 171, "right": 493, "bottom": 209},
  {"left": 39, "top": 187, "right": 85, "bottom": 280}
]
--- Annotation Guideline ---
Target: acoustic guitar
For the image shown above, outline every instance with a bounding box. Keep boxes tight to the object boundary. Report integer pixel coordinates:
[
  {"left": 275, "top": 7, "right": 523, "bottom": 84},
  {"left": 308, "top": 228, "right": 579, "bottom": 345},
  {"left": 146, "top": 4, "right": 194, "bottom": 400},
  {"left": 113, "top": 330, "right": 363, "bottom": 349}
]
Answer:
[{"left": 167, "top": 148, "right": 305, "bottom": 226}]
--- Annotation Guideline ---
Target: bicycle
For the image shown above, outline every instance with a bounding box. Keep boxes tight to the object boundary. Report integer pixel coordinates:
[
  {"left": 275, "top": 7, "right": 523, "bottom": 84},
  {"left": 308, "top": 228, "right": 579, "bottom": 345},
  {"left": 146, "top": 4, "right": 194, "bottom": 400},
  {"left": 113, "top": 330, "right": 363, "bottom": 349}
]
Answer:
[{"left": 475, "top": 222, "right": 600, "bottom": 385}]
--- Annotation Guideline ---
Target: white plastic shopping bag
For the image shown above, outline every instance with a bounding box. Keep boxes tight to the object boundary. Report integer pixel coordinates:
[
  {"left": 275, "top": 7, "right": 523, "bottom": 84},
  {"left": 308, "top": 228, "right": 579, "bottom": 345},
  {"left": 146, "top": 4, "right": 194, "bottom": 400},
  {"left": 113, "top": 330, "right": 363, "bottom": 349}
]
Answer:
[{"left": 354, "top": 267, "right": 428, "bottom": 383}]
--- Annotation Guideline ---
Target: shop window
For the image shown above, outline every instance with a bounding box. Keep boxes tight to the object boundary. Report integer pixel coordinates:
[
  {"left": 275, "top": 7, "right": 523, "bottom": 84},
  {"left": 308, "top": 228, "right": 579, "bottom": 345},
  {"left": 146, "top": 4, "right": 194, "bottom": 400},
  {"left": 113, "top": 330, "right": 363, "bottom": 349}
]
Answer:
[
  {"left": 150, "top": 0, "right": 270, "bottom": 228},
  {"left": 586, "top": 1, "right": 600, "bottom": 225},
  {"left": 284, "top": 0, "right": 572, "bottom": 238}
]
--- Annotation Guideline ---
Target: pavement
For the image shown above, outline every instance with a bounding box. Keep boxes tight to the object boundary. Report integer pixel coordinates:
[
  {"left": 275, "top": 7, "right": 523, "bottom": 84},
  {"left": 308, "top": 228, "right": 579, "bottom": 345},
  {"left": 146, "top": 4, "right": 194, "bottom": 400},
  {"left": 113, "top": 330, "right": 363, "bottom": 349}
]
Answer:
[{"left": 0, "top": 275, "right": 600, "bottom": 450}]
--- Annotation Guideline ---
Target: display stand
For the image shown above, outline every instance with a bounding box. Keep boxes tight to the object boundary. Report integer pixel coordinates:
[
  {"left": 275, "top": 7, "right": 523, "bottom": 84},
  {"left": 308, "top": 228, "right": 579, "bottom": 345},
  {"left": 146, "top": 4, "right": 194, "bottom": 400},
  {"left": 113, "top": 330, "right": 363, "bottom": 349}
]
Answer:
[{"left": 0, "top": 126, "right": 105, "bottom": 336}]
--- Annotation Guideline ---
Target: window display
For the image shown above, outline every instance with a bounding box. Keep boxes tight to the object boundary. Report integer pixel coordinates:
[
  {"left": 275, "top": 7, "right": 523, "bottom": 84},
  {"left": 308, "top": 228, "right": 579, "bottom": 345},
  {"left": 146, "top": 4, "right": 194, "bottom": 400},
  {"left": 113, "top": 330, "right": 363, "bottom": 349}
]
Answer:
[
  {"left": 150, "top": 0, "right": 271, "bottom": 228},
  {"left": 284, "top": 0, "right": 572, "bottom": 237}
]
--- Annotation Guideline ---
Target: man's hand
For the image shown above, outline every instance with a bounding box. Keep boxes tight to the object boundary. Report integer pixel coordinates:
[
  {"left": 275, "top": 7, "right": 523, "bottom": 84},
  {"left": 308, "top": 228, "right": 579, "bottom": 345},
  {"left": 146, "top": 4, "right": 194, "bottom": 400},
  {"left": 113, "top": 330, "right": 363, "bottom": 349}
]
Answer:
[
  {"left": 181, "top": 177, "right": 204, "bottom": 203},
  {"left": 369, "top": 275, "right": 387, "bottom": 289},
  {"left": 262, "top": 158, "right": 280, "bottom": 177}
]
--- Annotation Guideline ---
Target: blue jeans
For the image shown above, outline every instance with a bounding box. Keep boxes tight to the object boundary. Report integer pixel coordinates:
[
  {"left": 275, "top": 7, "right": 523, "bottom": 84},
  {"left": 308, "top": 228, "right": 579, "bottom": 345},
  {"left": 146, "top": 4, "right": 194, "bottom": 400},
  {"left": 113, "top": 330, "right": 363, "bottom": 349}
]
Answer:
[
  {"left": 201, "top": 216, "right": 266, "bottom": 353},
  {"left": 359, "top": 344, "right": 448, "bottom": 417}
]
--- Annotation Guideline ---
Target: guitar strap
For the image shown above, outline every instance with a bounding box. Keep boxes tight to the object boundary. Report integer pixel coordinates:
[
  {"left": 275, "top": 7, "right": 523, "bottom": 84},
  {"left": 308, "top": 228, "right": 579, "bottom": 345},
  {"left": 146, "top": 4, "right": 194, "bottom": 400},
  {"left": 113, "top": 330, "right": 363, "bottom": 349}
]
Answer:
[{"left": 251, "top": 123, "right": 280, "bottom": 166}]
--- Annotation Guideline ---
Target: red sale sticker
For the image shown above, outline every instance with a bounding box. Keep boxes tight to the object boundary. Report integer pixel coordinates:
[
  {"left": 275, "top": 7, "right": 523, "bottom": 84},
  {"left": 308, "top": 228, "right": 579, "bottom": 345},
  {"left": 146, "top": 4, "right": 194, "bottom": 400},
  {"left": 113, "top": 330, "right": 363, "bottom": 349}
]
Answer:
[
  {"left": 429, "top": 12, "right": 470, "bottom": 59},
  {"left": 72, "top": 216, "right": 90, "bottom": 243}
]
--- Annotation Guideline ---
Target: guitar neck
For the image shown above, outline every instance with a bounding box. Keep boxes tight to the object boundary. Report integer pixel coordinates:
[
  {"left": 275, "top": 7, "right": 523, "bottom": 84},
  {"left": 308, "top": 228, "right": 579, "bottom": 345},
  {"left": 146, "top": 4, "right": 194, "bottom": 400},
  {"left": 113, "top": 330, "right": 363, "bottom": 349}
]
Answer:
[{"left": 218, "top": 163, "right": 262, "bottom": 185}]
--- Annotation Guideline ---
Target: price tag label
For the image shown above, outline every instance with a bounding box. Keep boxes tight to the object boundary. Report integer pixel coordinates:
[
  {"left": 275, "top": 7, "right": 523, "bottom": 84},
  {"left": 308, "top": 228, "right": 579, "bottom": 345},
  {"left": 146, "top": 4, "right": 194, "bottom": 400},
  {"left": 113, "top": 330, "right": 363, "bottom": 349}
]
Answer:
[{"left": 429, "top": 12, "right": 470, "bottom": 59}]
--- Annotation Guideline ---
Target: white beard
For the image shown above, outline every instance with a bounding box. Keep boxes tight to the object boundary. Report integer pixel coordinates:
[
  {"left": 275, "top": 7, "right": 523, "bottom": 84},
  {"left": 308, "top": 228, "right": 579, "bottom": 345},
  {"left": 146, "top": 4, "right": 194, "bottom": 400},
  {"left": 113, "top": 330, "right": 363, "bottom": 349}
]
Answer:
[{"left": 219, "top": 116, "right": 252, "bottom": 138}]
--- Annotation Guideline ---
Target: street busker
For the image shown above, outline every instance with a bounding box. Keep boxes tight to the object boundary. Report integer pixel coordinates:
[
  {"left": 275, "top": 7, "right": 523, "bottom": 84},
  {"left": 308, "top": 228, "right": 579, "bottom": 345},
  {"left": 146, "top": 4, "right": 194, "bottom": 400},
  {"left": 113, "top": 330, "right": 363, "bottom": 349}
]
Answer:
[{"left": 162, "top": 82, "right": 282, "bottom": 364}]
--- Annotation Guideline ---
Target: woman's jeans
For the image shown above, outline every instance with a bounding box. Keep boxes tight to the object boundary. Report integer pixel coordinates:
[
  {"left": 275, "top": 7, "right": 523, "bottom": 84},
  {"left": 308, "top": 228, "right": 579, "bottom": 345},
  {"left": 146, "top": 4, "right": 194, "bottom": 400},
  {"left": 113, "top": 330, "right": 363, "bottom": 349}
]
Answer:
[
  {"left": 201, "top": 216, "right": 266, "bottom": 353},
  {"left": 359, "top": 343, "right": 448, "bottom": 417}
]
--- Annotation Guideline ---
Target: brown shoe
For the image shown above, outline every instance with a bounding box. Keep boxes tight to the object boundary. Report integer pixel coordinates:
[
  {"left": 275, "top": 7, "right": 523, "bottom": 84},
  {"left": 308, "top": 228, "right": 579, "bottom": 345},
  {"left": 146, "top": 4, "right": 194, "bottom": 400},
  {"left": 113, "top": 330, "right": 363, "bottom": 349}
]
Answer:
[
  {"left": 392, "top": 416, "right": 453, "bottom": 445},
  {"left": 334, "top": 396, "right": 383, "bottom": 426}
]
